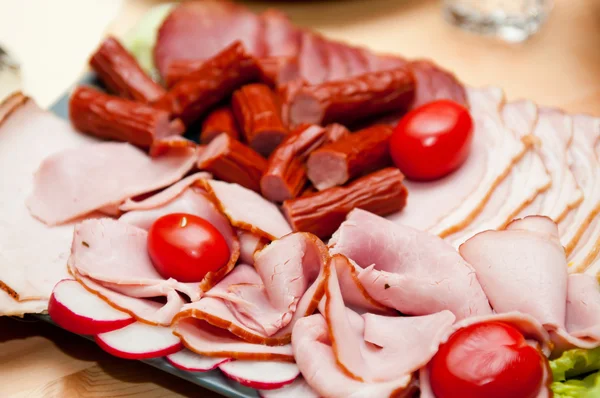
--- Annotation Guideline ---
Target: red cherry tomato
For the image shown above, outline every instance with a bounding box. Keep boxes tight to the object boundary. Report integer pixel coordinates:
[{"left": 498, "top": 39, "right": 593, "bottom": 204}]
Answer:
[
  {"left": 147, "top": 213, "right": 230, "bottom": 283},
  {"left": 429, "top": 321, "right": 545, "bottom": 398},
  {"left": 390, "top": 99, "right": 474, "bottom": 181}
]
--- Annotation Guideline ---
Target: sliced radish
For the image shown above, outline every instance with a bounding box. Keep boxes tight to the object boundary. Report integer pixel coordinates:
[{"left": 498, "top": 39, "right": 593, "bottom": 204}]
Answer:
[
  {"left": 48, "top": 279, "right": 134, "bottom": 335},
  {"left": 95, "top": 322, "right": 183, "bottom": 359},
  {"left": 219, "top": 360, "right": 300, "bottom": 390},
  {"left": 259, "top": 377, "right": 320, "bottom": 398},
  {"left": 166, "top": 348, "right": 231, "bottom": 372}
]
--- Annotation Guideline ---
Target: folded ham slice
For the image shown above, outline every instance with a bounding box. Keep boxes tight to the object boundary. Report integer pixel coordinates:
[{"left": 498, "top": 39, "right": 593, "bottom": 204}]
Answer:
[
  {"left": 292, "top": 315, "right": 415, "bottom": 398},
  {"left": 200, "top": 180, "right": 292, "bottom": 240},
  {"left": 329, "top": 209, "right": 491, "bottom": 320},
  {"left": 447, "top": 100, "right": 551, "bottom": 247},
  {"left": 518, "top": 108, "right": 582, "bottom": 222},
  {"left": 26, "top": 141, "right": 198, "bottom": 226},
  {"left": 388, "top": 87, "right": 525, "bottom": 236},
  {"left": 173, "top": 318, "right": 294, "bottom": 361},
  {"left": 460, "top": 215, "right": 600, "bottom": 352},
  {"left": 0, "top": 93, "right": 97, "bottom": 307},
  {"left": 175, "top": 233, "right": 329, "bottom": 345},
  {"left": 237, "top": 230, "right": 266, "bottom": 265}
]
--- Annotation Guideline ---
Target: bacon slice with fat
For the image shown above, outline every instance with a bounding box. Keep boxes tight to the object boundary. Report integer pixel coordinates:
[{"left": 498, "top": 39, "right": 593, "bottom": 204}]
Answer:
[
  {"left": 26, "top": 141, "right": 198, "bottom": 226},
  {"left": 329, "top": 209, "right": 492, "bottom": 320},
  {"left": 0, "top": 93, "right": 97, "bottom": 307}
]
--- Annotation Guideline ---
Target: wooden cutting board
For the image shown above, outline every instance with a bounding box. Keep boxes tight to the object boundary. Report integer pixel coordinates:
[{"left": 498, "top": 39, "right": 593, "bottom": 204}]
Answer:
[{"left": 1, "top": 0, "right": 598, "bottom": 397}]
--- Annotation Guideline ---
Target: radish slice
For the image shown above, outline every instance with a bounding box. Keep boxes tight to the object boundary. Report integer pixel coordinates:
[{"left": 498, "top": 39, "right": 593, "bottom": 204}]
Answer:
[
  {"left": 259, "top": 377, "right": 320, "bottom": 398},
  {"left": 48, "top": 279, "right": 134, "bottom": 335},
  {"left": 166, "top": 348, "right": 231, "bottom": 372},
  {"left": 95, "top": 322, "right": 183, "bottom": 359},
  {"left": 219, "top": 360, "right": 300, "bottom": 390}
]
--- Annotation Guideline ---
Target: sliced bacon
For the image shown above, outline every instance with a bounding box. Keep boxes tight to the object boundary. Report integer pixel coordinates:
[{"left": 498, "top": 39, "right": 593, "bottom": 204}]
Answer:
[
  {"left": 154, "top": 0, "right": 266, "bottom": 77},
  {"left": 26, "top": 141, "right": 197, "bottom": 226},
  {"left": 0, "top": 94, "right": 96, "bottom": 306},
  {"left": 329, "top": 209, "right": 492, "bottom": 320}
]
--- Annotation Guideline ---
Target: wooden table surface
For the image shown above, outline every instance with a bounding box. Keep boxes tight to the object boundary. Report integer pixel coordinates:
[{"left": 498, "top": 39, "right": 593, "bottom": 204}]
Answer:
[{"left": 1, "top": 0, "right": 599, "bottom": 397}]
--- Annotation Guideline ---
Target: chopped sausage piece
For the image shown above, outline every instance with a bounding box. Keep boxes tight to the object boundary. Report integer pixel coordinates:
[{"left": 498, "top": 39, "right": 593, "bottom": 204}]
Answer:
[
  {"left": 323, "top": 123, "right": 350, "bottom": 144},
  {"left": 165, "top": 56, "right": 297, "bottom": 88},
  {"left": 282, "top": 167, "right": 407, "bottom": 238},
  {"left": 231, "top": 83, "right": 288, "bottom": 157},
  {"left": 287, "top": 66, "right": 415, "bottom": 127},
  {"left": 89, "top": 36, "right": 166, "bottom": 103},
  {"left": 261, "top": 124, "right": 327, "bottom": 202},
  {"left": 69, "top": 86, "right": 184, "bottom": 148},
  {"left": 200, "top": 106, "right": 241, "bottom": 144},
  {"left": 306, "top": 124, "right": 393, "bottom": 191},
  {"left": 153, "top": 42, "right": 261, "bottom": 126},
  {"left": 197, "top": 133, "right": 267, "bottom": 192},
  {"left": 150, "top": 136, "right": 199, "bottom": 158}
]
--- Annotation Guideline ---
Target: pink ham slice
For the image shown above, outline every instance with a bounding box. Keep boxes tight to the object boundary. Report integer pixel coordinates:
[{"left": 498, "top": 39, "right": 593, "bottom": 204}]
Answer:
[
  {"left": 0, "top": 94, "right": 97, "bottom": 307},
  {"left": 297, "top": 32, "right": 330, "bottom": 85},
  {"left": 330, "top": 209, "right": 491, "bottom": 320},
  {"left": 292, "top": 315, "right": 415, "bottom": 398},
  {"left": 518, "top": 108, "right": 582, "bottom": 222},
  {"left": 175, "top": 233, "right": 329, "bottom": 344},
  {"left": 324, "top": 263, "right": 456, "bottom": 383},
  {"left": 69, "top": 218, "right": 203, "bottom": 301},
  {"left": 409, "top": 60, "right": 467, "bottom": 109},
  {"left": 562, "top": 115, "right": 600, "bottom": 271},
  {"left": 387, "top": 87, "right": 525, "bottom": 234},
  {"left": 118, "top": 186, "right": 240, "bottom": 291},
  {"left": 426, "top": 87, "right": 526, "bottom": 237},
  {"left": 261, "top": 10, "right": 301, "bottom": 57},
  {"left": 565, "top": 274, "right": 600, "bottom": 345},
  {"left": 460, "top": 215, "right": 600, "bottom": 352},
  {"left": 237, "top": 230, "right": 266, "bottom": 265},
  {"left": 331, "top": 254, "right": 394, "bottom": 315},
  {"left": 154, "top": 0, "right": 265, "bottom": 76},
  {"left": 173, "top": 317, "right": 294, "bottom": 361},
  {"left": 26, "top": 141, "right": 198, "bottom": 226},
  {"left": 447, "top": 100, "right": 550, "bottom": 247},
  {"left": 200, "top": 180, "right": 292, "bottom": 240}
]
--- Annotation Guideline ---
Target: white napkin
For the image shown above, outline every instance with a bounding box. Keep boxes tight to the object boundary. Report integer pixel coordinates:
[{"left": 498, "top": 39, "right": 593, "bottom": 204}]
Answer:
[{"left": 0, "top": 0, "right": 122, "bottom": 108}]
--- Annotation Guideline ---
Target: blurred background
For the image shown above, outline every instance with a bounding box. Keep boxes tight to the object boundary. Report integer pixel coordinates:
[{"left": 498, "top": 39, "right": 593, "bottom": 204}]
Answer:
[{"left": 0, "top": 0, "right": 598, "bottom": 114}]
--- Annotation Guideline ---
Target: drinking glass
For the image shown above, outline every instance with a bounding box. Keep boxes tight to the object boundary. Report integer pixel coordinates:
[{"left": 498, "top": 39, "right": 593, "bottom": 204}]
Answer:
[{"left": 443, "top": 0, "right": 554, "bottom": 42}]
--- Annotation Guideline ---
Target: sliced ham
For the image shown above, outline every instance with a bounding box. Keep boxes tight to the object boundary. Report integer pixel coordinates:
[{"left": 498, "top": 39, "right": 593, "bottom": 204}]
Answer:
[
  {"left": 573, "top": 216, "right": 600, "bottom": 276},
  {"left": 425, "top": 87, "right": 526, "bottom": 237},
  {"left": 154, "top": 0, "right": 265, "bottom": 76},
  {"left": 69, "top": 218, "right": 203, "bottom": 301},
  {"left": 331, "top": 254, "right": 394, "bottom": 315},
  {"left": 0, "top": 94, "right": 96, "bottom": 307},
  {"left": 292, "top": 315, "right": 415, "bottom": 398},
  {"left": 26, "top": 142, "right": 198, "bottom": 226},
  {"left": 329, "top": 209, "right": 492, "bottom": 320},
  {"left": 119, "top": 172, "right": 210, "bottom": 212},
  {"left": 561, "top": 115, "right": 600, "bottom": 269},
  {"left": 324, "top": 263, "right": 455, "bottom": 383},
  {"left": 237, "top": 230, "right": 266, "bottom": 265},
  {"left": 261, "top": 10, "right": 301, "bottom": 57},
  {"left": 460, "top": 215, "right": 600, "bottom": 352},
  {"left": 518, "top": 108, "right": 582, "bottom": 222},
  {"left": 75, "top": 275, "right": 183, "bottom": 325},
  {"left": 409, "top": 60, "right": 468, "bottom": 109},
  {"left": 175, "top": 233, "right": 328, "bottom": 344},
  {"left": 200, "top": 180, "right": 292, "bottom": 240},
  {"left": 447, "top": 100, "right": 550, "bottom": 247},
  {"left": 298, "top": 32, "right": 330, "bottom": 85},
  {"left": 173, "top": 317, "right": 294, "bottom": 361}
]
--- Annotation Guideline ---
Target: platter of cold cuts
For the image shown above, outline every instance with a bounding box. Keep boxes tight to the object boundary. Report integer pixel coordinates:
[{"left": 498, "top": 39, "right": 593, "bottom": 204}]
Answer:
[{"left": 1, "top": 1, "right": 600, "bottom": 397}]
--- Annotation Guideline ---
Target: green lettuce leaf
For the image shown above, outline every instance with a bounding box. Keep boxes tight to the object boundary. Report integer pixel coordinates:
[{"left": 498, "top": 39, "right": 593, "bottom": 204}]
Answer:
[
  {"left": 121, "top": 3, "right": 175, "bottom": 81},
  {"left": 551, "top": 347, "right": 600, "bottom": 397}
]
